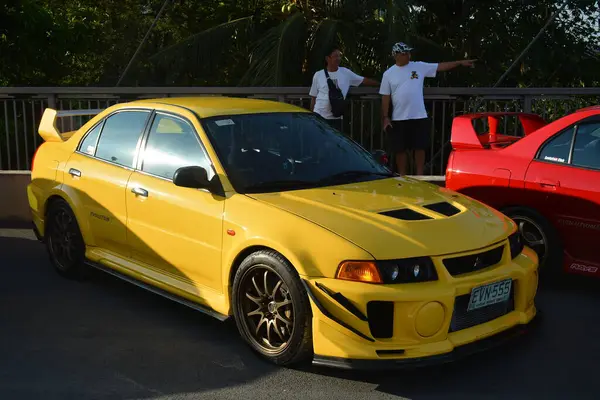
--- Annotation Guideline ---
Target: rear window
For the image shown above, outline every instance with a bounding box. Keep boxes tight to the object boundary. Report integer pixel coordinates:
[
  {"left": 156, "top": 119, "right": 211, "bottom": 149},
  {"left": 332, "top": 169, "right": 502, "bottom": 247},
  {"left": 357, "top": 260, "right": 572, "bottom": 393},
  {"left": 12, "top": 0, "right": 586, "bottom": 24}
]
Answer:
[
  {"left": 78, "top": 123, "right": 102, "bottom": 156},
  {"left": 94, "top": 111, "right": 150, "bottom": 168},
  {"left": 538, "top": 127, "right": 575, "bottom": 164}
]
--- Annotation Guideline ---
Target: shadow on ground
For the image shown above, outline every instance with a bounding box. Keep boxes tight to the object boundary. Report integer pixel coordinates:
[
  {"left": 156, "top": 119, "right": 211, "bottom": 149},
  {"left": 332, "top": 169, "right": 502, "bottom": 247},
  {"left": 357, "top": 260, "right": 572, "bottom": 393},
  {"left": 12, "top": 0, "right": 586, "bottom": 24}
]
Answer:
[{"left": 1, "top": 231, "right": 598, "bottom": 399}]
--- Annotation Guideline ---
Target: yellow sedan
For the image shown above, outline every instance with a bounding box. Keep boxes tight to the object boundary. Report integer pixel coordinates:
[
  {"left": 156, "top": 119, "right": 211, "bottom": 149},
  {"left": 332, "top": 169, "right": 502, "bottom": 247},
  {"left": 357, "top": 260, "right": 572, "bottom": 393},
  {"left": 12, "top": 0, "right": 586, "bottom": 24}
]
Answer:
[{"left": 27, "top": 97, "right": 539, "bottom": 369}]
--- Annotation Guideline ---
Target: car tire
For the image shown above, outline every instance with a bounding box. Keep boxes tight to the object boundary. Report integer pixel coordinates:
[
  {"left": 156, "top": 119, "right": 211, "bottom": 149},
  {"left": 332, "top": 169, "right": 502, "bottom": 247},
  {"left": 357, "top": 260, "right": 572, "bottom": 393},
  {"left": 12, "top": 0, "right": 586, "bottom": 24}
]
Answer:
[
  {"left": 45, "top": 198, "right": 87, "bottom": 280},
  {"left": 232, "top": 250, "right": 313, "bottom": 366},
  {"left": 502, "top": 206, "right": 563, "bottom": 277}
]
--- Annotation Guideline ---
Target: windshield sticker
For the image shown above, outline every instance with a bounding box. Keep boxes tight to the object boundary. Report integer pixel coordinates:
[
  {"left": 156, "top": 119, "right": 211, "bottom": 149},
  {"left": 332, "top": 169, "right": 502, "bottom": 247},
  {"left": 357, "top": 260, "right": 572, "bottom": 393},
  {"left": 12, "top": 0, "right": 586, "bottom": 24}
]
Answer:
[
  {"left": 215, "top": 119, "right": 235, "bottom": 126},
  {"left": 544, "top": 156, "right": 565, "bottom": 163}
]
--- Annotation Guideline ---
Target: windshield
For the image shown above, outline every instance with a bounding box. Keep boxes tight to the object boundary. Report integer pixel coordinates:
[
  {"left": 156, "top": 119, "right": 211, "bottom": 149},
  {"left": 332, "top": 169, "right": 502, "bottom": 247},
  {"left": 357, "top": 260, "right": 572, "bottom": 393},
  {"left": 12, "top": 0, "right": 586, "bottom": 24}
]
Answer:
[{"left": 201, "top": 112, "right": 394, "bottom": 193}]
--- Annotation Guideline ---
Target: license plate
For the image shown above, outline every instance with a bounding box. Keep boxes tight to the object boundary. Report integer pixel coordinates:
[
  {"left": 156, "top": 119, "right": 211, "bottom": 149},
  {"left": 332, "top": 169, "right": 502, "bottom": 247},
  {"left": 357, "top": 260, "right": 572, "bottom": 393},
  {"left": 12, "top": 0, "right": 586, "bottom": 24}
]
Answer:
[{"left": 467, "top": 279, "right": 512, "bottom": 312}]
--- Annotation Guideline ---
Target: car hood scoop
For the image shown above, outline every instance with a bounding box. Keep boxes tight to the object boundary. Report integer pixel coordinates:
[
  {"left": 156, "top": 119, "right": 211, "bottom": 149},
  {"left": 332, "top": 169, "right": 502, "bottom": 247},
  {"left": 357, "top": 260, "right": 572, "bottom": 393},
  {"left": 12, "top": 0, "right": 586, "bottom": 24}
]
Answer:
[
  {"left": 379, "top": 201, "right": 461, "bottom": 220},
  {"left": 248, "top": 176, "right": 511, "bottom": 259},
  {"left": 379, "top": 208, "right": 432, "bottom": 220}
]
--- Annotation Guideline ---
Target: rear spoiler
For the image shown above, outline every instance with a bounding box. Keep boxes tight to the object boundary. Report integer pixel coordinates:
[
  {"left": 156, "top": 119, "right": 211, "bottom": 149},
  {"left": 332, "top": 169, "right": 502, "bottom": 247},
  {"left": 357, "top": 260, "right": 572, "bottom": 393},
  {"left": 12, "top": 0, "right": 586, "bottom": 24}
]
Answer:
[
  {"left": 39, "top": 108, "right": 104, "bottom": 142},
  {"left": 450, "top": 112, "right": 547, "bottom": 150}
]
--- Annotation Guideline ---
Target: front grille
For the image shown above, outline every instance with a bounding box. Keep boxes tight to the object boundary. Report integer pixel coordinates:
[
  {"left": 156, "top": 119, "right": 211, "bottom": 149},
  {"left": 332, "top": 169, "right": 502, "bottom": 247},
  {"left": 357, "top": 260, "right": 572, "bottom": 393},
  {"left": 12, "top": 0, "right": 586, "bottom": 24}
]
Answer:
[
  {"left": 449, "top": 281, "right": 515, "bottom": 332},
  {"left": 443, "top": 245, "right": 505, "bottom": 276}
]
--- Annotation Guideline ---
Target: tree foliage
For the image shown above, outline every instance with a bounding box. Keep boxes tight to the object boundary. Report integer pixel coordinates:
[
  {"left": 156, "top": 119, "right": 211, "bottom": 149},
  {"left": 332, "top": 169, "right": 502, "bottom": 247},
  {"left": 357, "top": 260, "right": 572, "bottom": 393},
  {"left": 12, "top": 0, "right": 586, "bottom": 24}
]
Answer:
[{"left": 0, "top": 0, "right": 598, "bottom": 87}]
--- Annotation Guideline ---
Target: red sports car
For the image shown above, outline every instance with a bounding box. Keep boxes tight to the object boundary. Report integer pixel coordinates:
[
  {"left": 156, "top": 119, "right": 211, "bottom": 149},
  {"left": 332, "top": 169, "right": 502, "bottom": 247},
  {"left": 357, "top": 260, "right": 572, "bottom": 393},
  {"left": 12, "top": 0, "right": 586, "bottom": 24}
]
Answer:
[{"left": 445, "top": 106, "right": 600, "bottom": 278}]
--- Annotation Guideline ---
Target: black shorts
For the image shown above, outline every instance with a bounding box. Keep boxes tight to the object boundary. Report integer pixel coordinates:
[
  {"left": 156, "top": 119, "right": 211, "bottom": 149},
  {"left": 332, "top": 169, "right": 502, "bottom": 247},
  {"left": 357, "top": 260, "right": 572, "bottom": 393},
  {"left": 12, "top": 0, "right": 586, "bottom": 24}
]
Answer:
[{"left": 386, "top": 118, "right": 430, "bottom": 152}]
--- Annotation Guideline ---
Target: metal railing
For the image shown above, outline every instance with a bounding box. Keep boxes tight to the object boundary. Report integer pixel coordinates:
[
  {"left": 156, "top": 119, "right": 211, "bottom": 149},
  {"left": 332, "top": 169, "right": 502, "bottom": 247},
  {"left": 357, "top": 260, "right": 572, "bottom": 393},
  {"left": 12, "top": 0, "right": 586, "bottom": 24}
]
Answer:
[{"left": 1, "top": 87, "right": 599, "bottom": 173}]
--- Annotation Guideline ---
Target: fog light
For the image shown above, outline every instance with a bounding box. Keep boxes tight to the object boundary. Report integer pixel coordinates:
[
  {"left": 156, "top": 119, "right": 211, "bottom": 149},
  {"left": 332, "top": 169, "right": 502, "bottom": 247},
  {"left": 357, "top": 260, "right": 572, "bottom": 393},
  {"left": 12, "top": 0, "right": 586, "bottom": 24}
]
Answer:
[{"left": 415, "top": 302, "right": 445, "bottom": 338}]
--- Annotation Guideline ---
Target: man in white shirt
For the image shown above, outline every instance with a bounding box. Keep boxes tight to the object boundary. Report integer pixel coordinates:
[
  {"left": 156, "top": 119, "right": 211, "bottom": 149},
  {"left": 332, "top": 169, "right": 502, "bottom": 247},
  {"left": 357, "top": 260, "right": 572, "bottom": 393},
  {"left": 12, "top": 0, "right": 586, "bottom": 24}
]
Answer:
[
  {"left": 310, "top": 45, "right": 379, "bottom": 132},
  {"left": 380, "top": 42, "right": 475, "bottom": 175}
]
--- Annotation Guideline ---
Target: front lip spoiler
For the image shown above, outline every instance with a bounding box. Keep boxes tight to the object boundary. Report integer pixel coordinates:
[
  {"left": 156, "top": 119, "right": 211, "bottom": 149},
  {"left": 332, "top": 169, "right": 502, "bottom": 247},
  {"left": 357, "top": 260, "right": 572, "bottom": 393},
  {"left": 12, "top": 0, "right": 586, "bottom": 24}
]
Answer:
[{"left": 312, "top": 309, "right": 541, "bottom": 370}]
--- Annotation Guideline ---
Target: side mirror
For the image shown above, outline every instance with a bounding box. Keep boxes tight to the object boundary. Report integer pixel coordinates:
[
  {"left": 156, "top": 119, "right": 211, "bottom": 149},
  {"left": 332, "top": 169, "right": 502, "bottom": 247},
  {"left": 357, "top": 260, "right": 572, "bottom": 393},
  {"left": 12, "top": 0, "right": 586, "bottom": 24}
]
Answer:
[
  {"left": 173, "top": 166, "right": 211, "bottom": 189},
  {"left": 371, "top": 149, "right": 389, "bottom": 166}
]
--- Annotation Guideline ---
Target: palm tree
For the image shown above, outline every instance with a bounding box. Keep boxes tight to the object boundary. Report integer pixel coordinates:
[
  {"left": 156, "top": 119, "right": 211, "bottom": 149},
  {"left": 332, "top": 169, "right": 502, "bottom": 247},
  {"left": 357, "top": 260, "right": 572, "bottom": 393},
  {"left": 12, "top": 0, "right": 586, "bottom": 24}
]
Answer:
[{"left": 145, "top": 0, "right": 438, "bottom": 86}]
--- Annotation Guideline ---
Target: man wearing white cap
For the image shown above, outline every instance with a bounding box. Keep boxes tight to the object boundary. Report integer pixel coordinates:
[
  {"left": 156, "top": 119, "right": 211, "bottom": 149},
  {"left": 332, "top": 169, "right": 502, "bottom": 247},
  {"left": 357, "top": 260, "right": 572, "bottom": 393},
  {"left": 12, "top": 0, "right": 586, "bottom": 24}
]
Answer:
[{"left": 380, "top": 42, "right": 476, "bottom": 175}]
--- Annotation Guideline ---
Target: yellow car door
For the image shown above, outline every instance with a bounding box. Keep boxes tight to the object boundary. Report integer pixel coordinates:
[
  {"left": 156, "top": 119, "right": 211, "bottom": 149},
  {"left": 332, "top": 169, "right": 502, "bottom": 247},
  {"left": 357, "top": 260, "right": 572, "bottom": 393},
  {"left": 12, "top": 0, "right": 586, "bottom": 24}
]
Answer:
[
  {"left": 63, "top": 109, "right": 151, "bottom": 257},
  {"left": 125, "top": 111, "right": 225, "bottom": 299}
]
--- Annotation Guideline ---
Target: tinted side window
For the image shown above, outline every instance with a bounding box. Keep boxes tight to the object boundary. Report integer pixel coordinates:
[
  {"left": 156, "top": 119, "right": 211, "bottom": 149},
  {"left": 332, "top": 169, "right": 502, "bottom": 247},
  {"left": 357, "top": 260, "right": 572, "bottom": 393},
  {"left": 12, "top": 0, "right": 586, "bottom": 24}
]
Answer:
[
  {"left": 95, "top": 111, "right": 150, "bottom": 168},
  {"left": 538, "top": 127, "right": 574, "bottom": 164},
  {"left": 141, "top": 113, "right": 213, "bottom": 180},
  {"left": 572, "top": 122, "right": 600, "bottom": 170},
  {"left": 78, "top": 123, "right": 102, "bottom": 156}
]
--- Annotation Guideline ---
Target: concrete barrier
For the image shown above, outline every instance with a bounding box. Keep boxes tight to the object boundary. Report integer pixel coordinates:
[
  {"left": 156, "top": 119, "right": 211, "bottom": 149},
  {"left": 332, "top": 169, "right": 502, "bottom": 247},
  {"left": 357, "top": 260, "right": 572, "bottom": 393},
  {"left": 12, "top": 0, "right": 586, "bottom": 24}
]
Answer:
[
  {"left": 0, "top": 171, "right": 445, "bottom": 226},
  {"left": 0, "top": 172, "right": 32, "bottom": 227}
]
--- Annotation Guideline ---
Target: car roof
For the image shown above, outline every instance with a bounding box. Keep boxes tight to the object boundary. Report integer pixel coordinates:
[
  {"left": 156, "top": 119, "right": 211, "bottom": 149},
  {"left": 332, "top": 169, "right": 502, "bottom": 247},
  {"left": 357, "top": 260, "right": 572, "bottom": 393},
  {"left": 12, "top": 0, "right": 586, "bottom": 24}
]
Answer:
[
  {"left": 576, "top": 105, "right": 600, "bottom": 113},
  {"left": 130, "top": 96, "right": 310, "bottom": 118}
]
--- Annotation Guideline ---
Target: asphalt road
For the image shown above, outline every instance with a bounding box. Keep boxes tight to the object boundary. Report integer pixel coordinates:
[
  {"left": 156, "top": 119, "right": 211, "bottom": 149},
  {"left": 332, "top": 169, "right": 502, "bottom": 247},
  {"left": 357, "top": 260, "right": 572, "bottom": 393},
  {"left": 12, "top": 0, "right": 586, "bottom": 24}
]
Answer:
[{"left": 1, "top": 228, "right": 600, "bottom": 400}]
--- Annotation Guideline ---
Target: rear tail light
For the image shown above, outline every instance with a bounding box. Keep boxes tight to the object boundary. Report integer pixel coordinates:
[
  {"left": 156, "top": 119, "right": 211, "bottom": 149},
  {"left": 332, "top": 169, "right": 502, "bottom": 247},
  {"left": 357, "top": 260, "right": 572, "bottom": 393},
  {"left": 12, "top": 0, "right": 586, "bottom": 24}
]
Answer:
[
  {"left": 371, "top": 149, "right": 389, "bottom": 167},
  {"left": 445, "top": 150, "right": 455, "bottom": 181},
  {"left": 381, "top": 153, "right": 389, "bottom": 165},
  {"left": 31, "top": 143, "right": 44, "bottom": 171}
]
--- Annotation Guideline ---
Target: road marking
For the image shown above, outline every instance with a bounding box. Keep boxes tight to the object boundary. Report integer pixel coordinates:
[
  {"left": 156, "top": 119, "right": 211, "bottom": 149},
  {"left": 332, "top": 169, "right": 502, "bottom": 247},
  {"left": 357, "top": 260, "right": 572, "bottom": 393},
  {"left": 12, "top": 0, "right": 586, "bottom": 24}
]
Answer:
[{"left": 0, "top": 229, "right": 38, "bottom": 240}]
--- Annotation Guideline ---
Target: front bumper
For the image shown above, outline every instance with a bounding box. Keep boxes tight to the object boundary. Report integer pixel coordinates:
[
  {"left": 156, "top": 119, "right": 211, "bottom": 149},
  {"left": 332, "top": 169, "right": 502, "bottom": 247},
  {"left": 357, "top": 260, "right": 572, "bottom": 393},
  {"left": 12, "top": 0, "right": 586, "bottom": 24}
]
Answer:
[
  {"left": 312, "top": 312, "right": 540, "bottom": 370},
  {"left": 304, "top": 244, "right": 539, "bottom": 369}
]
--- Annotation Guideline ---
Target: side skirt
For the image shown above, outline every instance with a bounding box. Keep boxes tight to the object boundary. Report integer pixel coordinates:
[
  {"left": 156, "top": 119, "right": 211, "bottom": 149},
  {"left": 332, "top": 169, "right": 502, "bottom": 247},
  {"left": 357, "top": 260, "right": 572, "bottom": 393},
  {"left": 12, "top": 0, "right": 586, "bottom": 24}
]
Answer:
[{"left": 85, "top": 260, "right": 230, "bottom": 322}]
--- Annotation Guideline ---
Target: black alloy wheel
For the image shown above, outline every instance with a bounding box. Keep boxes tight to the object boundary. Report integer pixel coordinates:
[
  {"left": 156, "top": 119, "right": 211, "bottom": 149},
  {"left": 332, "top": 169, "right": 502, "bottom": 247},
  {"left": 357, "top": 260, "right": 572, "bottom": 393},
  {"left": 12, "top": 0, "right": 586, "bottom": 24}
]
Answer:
[{"left": 46, "top": 199, "right": 86, "bottom": 279}]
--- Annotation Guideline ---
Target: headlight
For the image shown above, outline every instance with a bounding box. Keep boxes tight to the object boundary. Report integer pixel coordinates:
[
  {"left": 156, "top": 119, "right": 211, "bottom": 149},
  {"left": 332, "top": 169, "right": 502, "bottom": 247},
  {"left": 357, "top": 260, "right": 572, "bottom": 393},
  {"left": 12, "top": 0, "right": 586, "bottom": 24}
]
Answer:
[
  {"left": 336, "top": 257, "right": 438, "bottom": 284},
  {"left": 508, "top": 230, "right": 524, "bottom": 259}
]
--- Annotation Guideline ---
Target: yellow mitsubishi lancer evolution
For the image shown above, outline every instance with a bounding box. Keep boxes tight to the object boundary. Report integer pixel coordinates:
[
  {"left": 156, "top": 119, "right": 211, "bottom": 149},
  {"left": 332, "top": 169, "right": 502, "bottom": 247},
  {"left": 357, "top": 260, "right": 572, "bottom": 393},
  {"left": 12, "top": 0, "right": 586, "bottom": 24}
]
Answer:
[{"left": 28, "top": 97, "right": 539, "bottom": 369}]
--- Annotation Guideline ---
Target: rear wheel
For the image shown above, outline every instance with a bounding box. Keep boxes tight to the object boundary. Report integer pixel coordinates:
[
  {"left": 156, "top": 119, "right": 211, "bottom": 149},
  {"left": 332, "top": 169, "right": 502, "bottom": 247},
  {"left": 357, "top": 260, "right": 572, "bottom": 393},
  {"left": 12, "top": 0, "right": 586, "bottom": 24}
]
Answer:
[
  {"left": 232, "top": 250, "right": 313, "bottom": 366},
  {"left": 45, "top": 199, "right": 87, "bottom": 279},
  {"left": 503, "top": 206, "right": 563, "bottom": 277}
]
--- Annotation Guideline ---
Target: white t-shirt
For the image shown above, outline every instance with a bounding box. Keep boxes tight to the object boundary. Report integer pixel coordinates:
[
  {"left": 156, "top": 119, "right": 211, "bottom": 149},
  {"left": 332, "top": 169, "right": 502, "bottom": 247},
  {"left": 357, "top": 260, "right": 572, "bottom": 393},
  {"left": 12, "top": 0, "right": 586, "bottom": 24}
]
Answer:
[
  {"left": 309, "top": 67, "right": 364, "bottom": 120},
  {"left": 379, "top": 61, "right": 438, "bottom": 121}
]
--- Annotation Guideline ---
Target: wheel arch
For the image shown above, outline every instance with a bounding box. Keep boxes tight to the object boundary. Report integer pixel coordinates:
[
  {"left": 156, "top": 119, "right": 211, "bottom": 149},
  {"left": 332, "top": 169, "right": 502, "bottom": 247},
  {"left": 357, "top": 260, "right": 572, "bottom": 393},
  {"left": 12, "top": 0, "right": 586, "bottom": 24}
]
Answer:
[
  {"left": 44, "top": 194, "right": 68, "bottom": 216},
  {"left": 43, "top": 190, "right": 93, "bottom": 246},
  {"left": 499, "top": 204, "right": 548, "bottom": 220},
  {"left": 226, "top": 245, "right": 299, "bottom": 308},
  {"left": 500, "top": 204, "right": 564, "bottom": 273}
]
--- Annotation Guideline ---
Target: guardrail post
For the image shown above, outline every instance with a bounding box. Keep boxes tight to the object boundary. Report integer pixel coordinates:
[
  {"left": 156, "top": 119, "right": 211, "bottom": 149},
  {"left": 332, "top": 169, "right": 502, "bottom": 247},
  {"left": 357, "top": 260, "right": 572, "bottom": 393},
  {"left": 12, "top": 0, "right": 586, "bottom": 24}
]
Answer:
[
  {"left": 523, "top": 95, "right": 532, "bottom": 113},
  {"left": 46, "top": 94, "right": 56, "bottom": 109}
]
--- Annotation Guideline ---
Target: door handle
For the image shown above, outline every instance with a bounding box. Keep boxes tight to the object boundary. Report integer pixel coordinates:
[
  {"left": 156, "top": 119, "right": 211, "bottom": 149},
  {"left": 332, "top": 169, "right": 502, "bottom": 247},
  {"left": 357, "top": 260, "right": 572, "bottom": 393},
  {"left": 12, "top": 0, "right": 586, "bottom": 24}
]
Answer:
[
  {"left": 536, "top": 179, "right": 559, "bottom": 189},
  {"left": 68, "top": 168, "right": 81, "bottom": 177},
  {"left": 131, "top": 187, "right": 148, "bottom": 197}
]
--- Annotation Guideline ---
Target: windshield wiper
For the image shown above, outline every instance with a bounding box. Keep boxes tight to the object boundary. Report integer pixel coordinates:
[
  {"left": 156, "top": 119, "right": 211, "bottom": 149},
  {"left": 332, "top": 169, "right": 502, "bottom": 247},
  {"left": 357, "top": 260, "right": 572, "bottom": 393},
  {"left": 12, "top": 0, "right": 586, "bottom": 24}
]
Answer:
[
  {"left": 244, "top": 179, "right": 317, "bottom": 193},
  {"left": 318, "top": 170, "right": 395, "bottom": 184}
]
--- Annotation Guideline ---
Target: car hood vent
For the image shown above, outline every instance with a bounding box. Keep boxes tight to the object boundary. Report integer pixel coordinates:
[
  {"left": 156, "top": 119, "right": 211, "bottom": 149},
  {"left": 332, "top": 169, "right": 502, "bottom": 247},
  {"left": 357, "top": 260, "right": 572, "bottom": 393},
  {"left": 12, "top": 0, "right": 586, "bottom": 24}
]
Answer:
[
  {"left": 423, "top": 201, "right": 460, "bottom": 216},
  {"left": 379, "top": 208, "right": 432, "bottom": 221}
]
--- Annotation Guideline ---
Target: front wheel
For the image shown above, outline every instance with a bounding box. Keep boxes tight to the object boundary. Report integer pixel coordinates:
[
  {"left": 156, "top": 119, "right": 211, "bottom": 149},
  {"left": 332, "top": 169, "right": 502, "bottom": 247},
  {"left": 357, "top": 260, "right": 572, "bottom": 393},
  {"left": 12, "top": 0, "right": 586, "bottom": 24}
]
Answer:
[
  {"left": 231, "top": 250, "right": 313, "bottom": 366},
  {"left": 503, "top": 206, "right": 563, "bottom": 277}
]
